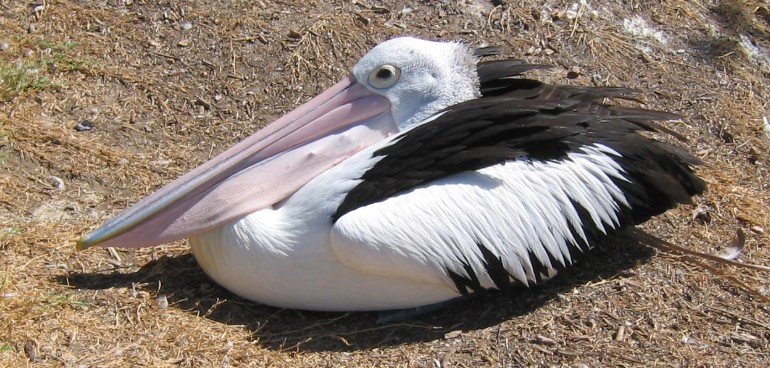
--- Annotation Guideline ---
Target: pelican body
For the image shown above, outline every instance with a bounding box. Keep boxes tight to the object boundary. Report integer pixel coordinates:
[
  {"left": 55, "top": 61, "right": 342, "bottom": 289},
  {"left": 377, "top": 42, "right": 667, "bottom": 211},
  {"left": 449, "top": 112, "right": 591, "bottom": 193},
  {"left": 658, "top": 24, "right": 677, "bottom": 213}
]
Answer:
[{"left": 79, "top": 37, "right": 705, "bottom": 312}]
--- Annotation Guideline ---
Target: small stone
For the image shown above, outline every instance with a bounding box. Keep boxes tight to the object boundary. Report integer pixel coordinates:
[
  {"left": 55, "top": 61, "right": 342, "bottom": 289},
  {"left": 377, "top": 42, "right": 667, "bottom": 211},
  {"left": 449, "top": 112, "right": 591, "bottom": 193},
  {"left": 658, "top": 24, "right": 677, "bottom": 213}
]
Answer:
[
  {"left": 181, "top": 22, "right": 192, "bottom": 31},
  {"left": 75, "top": 120, "right": 94, "bottom": 131},
  {"left": 614, "top": 325, "right": 626, "bottom": 341},
  {"left": 195, "top": 97, "right": 211, "bottom": 110},
  {"left": 214, "top": 94, "right": 222, "bottom": 102},
  {"left": 156, "top": 294, "right": 169, "bottom": 309},
  {"left": 526, "top": 46, "right": 536, "bottom": 55},
  {"left": 177, "top": 39, "right": 191, "bottom": 47},
  {"left": 25, "top": 339, "right": 40, "bottom": 361},
  {"left": 444, "top": 330, "right": 462, "bottom": 339},
  {"left": 751, "top": 226, "right": 764, "bottom": 234},
  {"left": 144, "top": 125, "right": 152, "bottom": 132},
  {"left": 0, "top": 42, "right": 8, "bottom": 51},
  {"left": 567, "top": 66, "right": 581, "bottom": 79},
  {"left": 288, "top": 29, "right": 302, "bottom": 39},
  {"left": 50, "top": 176, "right": 65, "bottom": 190}
]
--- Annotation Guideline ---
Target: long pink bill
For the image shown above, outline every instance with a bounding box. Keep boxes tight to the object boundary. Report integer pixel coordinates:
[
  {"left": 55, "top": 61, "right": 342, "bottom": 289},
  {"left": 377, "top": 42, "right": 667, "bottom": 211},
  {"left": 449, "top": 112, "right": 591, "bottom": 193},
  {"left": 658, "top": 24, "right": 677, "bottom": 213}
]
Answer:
[{"left": 77, "top": 75, "right": 396, "bottom": 250}]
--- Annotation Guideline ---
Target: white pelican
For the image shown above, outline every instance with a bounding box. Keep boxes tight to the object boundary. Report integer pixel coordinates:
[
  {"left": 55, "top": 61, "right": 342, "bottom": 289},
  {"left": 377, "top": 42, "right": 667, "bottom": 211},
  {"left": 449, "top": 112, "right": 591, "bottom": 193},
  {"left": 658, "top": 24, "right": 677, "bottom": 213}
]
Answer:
[{"left": 78, "top": 37, "right": 705, "bottom": 314}]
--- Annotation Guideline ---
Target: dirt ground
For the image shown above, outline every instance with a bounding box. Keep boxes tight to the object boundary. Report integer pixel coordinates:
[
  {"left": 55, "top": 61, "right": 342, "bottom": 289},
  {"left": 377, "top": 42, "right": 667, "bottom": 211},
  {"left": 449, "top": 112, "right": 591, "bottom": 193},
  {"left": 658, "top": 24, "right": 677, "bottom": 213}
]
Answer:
[{"left": 2, "top": 0, "right": 770, "bottom": 366}]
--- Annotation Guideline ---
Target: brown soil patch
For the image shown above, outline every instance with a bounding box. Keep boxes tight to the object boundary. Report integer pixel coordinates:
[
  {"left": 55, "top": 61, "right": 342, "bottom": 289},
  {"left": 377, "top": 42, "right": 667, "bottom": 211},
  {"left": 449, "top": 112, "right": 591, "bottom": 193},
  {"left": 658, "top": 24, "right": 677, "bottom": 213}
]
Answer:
[{"left": 2, "top": 0, "right": 769, "bottom": 366}]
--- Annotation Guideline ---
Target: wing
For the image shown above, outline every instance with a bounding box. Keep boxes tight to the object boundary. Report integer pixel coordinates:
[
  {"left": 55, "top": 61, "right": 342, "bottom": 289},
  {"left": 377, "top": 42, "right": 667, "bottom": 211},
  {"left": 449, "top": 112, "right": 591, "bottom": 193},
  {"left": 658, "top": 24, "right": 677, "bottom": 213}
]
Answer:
[
  {"left": 332, "top": 147, "right": 627, "bottom": 293},
  {"left": 330, "top": 87, "right": 704, "bottom": 295}
]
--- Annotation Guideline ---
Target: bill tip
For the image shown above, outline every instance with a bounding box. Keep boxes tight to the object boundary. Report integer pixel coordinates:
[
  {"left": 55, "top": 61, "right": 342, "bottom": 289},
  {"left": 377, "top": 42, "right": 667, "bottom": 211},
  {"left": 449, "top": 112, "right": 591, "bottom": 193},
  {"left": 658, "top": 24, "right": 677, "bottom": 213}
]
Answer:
[{"left": 76, "top": 237, "right": 93, "bottom": 251}]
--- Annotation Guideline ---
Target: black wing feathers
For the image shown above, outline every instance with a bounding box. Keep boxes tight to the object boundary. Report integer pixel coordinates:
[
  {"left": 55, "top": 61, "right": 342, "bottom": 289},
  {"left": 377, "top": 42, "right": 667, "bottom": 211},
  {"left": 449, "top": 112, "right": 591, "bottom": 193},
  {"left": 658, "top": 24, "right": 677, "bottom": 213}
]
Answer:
[{"left": 333, "top": 59, "right": 705, "bottom": 229}]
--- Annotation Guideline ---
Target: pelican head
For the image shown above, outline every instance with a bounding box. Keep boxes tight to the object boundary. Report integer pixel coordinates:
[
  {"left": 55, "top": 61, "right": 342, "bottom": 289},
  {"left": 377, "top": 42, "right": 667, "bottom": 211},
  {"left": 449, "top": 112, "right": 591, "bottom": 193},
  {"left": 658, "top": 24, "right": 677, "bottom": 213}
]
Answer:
[
  {"left": 77, "top": 37, "right": 482, "bottom": 250},
  {"left": 352, "top": 37, "right": 480, "bottom": 130}
]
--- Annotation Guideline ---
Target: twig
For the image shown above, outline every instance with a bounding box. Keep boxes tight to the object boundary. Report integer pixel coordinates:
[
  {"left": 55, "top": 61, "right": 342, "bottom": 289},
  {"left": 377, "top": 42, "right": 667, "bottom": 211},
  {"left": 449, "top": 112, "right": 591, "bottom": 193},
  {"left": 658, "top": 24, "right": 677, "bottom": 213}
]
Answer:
[
  {"left": 633, "top": 229, "right": 770, "bottom": 272},
  {"left": 148, "top": 50, "right": 180, "bottom": 61}
]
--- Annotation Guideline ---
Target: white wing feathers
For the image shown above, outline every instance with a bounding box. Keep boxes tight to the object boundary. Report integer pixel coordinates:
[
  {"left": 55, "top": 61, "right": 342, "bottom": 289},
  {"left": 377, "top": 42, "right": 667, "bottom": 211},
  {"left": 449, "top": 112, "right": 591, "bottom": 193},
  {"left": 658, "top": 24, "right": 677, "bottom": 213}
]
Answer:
[{"left": 331, "top": 144, "right": 630, "bottom": 294}]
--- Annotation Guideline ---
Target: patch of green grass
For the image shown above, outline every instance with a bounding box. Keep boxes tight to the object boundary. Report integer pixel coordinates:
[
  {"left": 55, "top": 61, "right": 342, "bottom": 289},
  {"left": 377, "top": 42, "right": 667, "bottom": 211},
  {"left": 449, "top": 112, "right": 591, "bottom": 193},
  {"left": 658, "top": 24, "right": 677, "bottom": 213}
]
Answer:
[
  {"left": 0, "top": 139, "right": 8, "bottom": 160},
  {"left": 36, "top": 39, "right": 98, "bottom": 72},
  {"left": 54, "top": 53, "right": 99, "bottom": 72},
  {"left": 43, "top": 292, "right": 89, "bottom": 310},
  {"left": 0, "top": 227, "right": 22, "bottom": 249},
  {"left": 0, "top": 343, "right": 14, "bottom": 353},
  {"left": 1, "top": 227, "right": 23, "bottom": 235},
  {"left": 0, "top": 38, "right": 99, "bottom": 101},
  {"left": 0, "top": 59, "right": 63, "bottom": 101},
  {"left": 36, "top": 39, "right": 77, "bottom": 50},
  {"left": 0, "top": 119, "right": 14, "bottom": 140}
]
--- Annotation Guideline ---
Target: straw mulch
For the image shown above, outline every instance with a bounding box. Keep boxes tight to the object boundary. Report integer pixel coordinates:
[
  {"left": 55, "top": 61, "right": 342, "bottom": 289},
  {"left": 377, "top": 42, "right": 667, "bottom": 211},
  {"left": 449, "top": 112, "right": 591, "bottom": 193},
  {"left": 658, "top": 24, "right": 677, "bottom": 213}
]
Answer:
[{"left": 1, "top": 0, "right": 769, "bottom": 366}]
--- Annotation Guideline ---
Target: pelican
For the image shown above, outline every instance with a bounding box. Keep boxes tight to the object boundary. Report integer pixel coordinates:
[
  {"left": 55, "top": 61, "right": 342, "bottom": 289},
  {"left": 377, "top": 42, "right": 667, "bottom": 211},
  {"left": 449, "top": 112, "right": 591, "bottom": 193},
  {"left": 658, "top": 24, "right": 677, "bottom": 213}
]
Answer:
[{"left": 78, "top": 37, "right": 705, "bottom": 314}]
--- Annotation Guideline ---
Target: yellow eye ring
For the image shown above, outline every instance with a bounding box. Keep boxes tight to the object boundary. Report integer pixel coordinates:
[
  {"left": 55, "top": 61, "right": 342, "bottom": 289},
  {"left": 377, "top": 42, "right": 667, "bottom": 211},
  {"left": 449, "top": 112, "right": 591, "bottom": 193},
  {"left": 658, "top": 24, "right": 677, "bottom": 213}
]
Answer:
[{"left": 368, "top": 64, "right": 401, "bottom": 89}]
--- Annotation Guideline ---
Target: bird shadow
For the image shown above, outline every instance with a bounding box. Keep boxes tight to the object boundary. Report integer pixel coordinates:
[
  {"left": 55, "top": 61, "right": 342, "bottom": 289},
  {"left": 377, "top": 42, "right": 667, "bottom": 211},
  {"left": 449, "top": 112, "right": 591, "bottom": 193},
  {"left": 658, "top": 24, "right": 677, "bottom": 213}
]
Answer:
[{"left": 57, "top": 232, "right": 654, "bottom": 352}]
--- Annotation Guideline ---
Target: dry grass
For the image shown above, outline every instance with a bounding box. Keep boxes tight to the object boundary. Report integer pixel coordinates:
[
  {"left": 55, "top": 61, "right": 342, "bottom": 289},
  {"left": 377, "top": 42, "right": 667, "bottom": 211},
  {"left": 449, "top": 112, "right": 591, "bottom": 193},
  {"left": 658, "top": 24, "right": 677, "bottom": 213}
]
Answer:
[{"left": 2, "top": 0, "right": 770, "bottom": 366}]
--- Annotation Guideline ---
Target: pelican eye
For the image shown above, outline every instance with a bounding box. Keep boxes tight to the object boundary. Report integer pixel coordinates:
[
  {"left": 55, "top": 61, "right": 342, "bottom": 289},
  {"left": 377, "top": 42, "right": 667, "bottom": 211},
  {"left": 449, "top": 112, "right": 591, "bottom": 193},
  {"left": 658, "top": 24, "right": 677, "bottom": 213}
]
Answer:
[{"left": 368, "top": 64, "right": 401, "bottom": 89}]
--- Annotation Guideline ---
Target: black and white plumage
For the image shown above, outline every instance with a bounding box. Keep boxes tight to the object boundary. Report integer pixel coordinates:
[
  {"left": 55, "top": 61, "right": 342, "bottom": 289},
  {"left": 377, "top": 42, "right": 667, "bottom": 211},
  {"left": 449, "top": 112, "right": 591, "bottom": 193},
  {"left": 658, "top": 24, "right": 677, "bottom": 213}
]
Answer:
[{"left": 78, "top": 37, "right": 705, "bottom": 312}]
